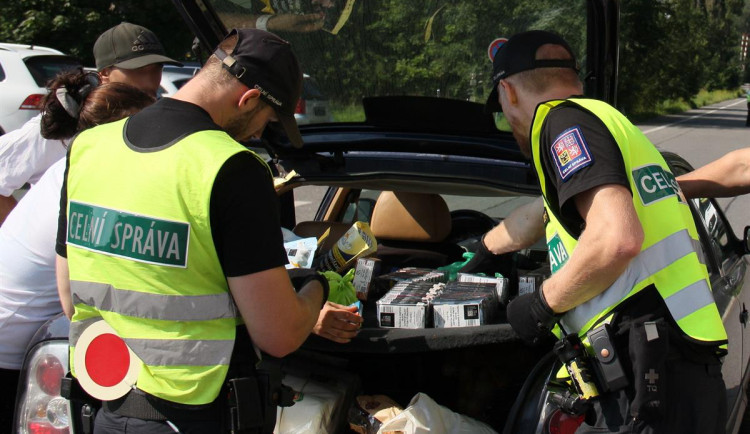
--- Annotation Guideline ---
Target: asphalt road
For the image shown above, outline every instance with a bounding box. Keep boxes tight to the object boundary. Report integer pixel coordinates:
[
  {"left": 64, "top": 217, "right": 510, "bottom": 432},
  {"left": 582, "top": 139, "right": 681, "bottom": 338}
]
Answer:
[{"left": 637, "top": 97, "right": 750, "bottom": 238}]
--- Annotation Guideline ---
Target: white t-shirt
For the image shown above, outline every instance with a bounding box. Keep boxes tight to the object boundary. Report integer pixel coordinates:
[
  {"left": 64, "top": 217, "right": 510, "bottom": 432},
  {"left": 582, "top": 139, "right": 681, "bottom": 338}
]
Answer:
[
  {"left": 0, "top": 158, "right": 64, "bottom": 369},
  {"left": 0, "top": 114, "right": 67, "bottom": 196}
]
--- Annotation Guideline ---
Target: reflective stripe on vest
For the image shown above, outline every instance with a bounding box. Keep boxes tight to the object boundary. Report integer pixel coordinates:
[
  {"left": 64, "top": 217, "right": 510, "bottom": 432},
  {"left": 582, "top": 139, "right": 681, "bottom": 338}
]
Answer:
[
  {"left": 530, "top": 98, "right": 726, "bottom": 344},
  {"left": 559, "top": 229, "right": 713, "bottom": 332},
  {"left": 69, "top": 320, "right": 233, "bottom": 366},
  {"left": 71, "top": 281, "right": 238, "bottom": 321}
]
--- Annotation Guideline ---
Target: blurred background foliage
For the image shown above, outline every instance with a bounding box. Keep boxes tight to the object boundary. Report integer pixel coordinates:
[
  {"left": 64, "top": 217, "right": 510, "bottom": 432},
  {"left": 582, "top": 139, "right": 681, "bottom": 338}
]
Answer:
[{"left": 1, "top": 0, "right": 749, "bottom": 117}]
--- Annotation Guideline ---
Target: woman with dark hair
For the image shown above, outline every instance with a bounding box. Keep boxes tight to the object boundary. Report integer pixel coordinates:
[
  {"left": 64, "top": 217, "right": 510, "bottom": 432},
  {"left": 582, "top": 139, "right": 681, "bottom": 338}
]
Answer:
[{"left": 0, "top": 69, "right": 154, "bottom": 430}]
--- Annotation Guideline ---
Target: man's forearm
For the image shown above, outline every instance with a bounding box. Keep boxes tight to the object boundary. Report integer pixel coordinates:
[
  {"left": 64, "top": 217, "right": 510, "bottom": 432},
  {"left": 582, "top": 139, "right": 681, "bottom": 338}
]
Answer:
[
  {"left": 677, "top": 148, "right": 750, "bottom": 198},
  {"left": 55, "top": 255, "right": 74, "bottom": 319},
  {"left": 484, "top": 196, "right": 544, "bottom": 254},
  {"left": 0, "top": 194, "right": 17, "bottom": 226}
]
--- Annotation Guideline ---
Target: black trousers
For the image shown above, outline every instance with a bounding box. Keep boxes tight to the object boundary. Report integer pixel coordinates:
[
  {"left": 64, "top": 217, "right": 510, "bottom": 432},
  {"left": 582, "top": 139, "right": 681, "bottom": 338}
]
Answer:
[
  {"left": 94, "top": 408, "right": 219, "bottom": 434},
  {"left": 0, "top": 368, "right": 20, "bottom": 433},
  {"left": 746, "top": 101, "right": 750, "bottom": 126}
]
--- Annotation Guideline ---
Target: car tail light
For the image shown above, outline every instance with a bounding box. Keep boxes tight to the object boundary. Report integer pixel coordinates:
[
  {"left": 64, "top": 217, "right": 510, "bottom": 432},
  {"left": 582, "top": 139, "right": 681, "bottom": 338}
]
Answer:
[
  {"left": 295, "top": 98, "right": 306, "bottom": 115},
  {"left": 19, "top": 94, "right": 45, "bottom": 110},
  {"left": 546, "top": 409, "right": 585, "bottom": 434},
  {"left": 17, "top": 342, "right": 71, "bottom": 434}
]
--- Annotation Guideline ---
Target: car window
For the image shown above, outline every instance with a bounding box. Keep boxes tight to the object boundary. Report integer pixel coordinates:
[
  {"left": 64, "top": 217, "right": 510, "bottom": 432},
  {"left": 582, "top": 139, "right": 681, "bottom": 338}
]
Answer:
[
  {"left": 302, "top": 76, "right": 325, "bottom": 100},
  {"left": 0, "top": 62, "right": 5, "bottom": 81},
  {"left": 339, "top": 188, "right": 536, "bottom": 226},
  {"left": 24, "top": 55, "right": 82, "bottom": 87},
  {"left": 209, "top": 0, "right": 587, "bottom": 125}
]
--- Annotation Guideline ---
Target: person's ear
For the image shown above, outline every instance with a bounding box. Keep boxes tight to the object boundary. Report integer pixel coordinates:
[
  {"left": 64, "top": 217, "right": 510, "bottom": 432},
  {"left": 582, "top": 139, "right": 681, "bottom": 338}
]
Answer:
[
  {"left": 500, "top": 80, "right": 518, "bottom": 106},
  {"left": 238, "top": 87, "right": 262, "bottom": 111},
  {"left": 98, "top": 68, "right": 111, "bottom": 84}
]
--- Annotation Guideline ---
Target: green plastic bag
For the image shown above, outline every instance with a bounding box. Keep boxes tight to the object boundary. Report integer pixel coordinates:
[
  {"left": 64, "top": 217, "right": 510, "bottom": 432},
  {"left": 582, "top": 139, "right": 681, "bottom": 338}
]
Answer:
[
  {"left": 321, "top": 269, "right": 358, "bottom": 305},
  {"left": 437, "top": 252, "right": 474, "bottom": 281}
]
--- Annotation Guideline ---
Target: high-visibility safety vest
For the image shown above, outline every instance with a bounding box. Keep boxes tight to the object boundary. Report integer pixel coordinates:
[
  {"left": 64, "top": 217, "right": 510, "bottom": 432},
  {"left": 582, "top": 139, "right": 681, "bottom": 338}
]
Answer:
[
  {"left": 530, "top": 98, "right": 727, "bottom": 345},
  {"left": 65, "top": 118, "right": 270, "bottom": 405}
]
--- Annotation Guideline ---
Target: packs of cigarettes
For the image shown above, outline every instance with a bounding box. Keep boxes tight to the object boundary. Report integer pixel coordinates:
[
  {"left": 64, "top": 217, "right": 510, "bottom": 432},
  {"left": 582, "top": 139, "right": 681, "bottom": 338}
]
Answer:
[
  {"left": 370, "top": 267, "right": 447, "bottom": 298},
  {"left": 376, "top": 281, "right": 444, "bottom": 329},
  {"left": 432, "top": 281, "right": 499, "bottom": 328},
  {"left": 352, "top": 257, "right": 382, "bottom": 301},
  {"left": 518, "top": 271, "right": 546, "bottom": 296},
  {"left": 456, "top": 273, "right": 509, "bottom": 306}
]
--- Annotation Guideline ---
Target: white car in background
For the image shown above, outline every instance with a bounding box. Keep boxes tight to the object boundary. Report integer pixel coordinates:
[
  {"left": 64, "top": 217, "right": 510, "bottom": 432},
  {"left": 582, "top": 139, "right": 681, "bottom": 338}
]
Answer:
[
  {"left": 295, "top": 74, "right": 333, "bottom": 125},
  {"left": 157, "top": 65, "right": 199, "bottom": 98},
  {"left": 0, "top": 43, "right": 81, "bottom": 135}
]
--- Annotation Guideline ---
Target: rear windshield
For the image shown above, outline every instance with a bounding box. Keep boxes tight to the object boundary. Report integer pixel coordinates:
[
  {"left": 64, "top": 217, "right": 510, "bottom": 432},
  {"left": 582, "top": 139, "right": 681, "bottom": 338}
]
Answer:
[
  {"left": 209, "top": 0, "right": 586, "bottom": 124},
  {"left": 173, "top": 78, "right": 192, "bottom": 89},
  {"left": 24, "top": 55, "right": 82, "bottom": 87},
  {"left": 303, "top": 76, "right": 326, "bottom": 99}
]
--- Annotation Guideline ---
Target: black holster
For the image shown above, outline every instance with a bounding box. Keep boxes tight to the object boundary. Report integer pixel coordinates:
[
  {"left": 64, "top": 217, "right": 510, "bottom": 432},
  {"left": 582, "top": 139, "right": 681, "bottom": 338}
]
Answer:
[
  {"left": 226, "top": 368, "right": 296, "bottom": 434},
  {"left": 628, "top": 319, "right": 669, "bottom": 423}
]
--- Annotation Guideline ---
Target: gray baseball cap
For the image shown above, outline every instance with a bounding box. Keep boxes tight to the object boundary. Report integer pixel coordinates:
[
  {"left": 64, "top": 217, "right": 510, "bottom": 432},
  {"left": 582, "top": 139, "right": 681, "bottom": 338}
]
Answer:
[{"left": 94, "top": 22, "right": 182, "bottom": 71}]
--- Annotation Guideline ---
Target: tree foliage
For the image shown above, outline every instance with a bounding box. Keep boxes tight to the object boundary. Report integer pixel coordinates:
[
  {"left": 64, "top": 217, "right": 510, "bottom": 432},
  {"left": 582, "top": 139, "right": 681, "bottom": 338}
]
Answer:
[
  {"left": 0, "top": 0, "right": 195, "bottom": 67},
  {"left": 618, "top": 0, "right": 745, "bottom": 115},
  {"left": 0, "top": 0, "right": 746, "bottom": 116}
]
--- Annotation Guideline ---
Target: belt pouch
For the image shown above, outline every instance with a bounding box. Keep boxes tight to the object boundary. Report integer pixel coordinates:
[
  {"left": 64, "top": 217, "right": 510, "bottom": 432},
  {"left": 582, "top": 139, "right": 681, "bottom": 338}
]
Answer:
[
  {"left": 628, "top": 319, "right": 668, "bottom": 422},
  {"left": 228, "top": 377, "right": 266, "bottom": 432}
]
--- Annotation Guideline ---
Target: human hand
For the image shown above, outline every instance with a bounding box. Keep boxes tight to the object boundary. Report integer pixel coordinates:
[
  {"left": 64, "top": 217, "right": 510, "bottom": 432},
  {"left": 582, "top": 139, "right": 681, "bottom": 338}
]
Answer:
[
  {"left": 268, "top": 13, "right": 325, "bottom": 32},
  {"left": 506, "top": 288, "right": 560, "bottom": 345},
  {"left": 313, "top": 302, "right": 363, "bottom": 343},
  {"left": 460, "top": 236, "right": 515, "bottom": 276}
]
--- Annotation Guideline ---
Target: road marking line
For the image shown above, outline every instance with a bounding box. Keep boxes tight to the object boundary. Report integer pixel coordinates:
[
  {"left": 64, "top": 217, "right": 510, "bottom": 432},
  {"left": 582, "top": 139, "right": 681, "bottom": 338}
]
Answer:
[{"left": 641, "top": 99, "right": 746, "bottom": 135}]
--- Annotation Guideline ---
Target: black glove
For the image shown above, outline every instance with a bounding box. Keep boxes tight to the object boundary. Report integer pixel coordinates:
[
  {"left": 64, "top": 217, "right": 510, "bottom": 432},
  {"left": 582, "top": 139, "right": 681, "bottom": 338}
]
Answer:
[
  {"left": 286, "top": 268, "right": 330, "bottom": 309},
  {"left": 460, "top": 235, "right": 515, "bottom": 277},
  {"left": 506, "top": 288, "right": 560, "bottom": 345}
]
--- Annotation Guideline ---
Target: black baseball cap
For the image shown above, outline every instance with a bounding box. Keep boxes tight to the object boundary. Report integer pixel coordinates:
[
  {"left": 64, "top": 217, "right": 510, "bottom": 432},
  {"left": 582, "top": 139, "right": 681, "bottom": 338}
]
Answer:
[
  {"left": 94, "top": 22, "right": 182, "bottom": 71},
  {"left": 485, "top": 30, "right": 578, "bottom": 113},
  {"left": 213, "top": 29, "right": 304, "bottom": 148}
]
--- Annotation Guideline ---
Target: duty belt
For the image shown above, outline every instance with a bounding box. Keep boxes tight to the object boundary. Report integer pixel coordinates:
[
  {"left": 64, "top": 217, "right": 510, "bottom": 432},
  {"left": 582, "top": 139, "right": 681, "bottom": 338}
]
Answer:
[{"left": 102, "top": 388, "right": 222, "bottom": 422}]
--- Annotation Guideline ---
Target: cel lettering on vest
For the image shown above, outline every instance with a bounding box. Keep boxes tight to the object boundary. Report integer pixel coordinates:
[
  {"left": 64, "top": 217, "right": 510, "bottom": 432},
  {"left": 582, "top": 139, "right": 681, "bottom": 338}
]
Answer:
[{"left": 632, "top": 164, "right": 681, "bottom": 206}]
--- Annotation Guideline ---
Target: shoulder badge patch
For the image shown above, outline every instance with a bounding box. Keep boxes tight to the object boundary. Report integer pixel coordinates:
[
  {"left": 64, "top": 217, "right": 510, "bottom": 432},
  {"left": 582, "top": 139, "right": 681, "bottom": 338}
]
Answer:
[{"left": 550, "top": 126, "right": 593, "bottom": 181}]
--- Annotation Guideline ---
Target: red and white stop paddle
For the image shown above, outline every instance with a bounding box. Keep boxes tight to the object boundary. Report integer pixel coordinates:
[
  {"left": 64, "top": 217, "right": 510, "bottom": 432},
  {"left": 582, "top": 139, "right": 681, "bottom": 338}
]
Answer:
[{"left": 73, "top": 320, "right": 142, "bottom": 400}]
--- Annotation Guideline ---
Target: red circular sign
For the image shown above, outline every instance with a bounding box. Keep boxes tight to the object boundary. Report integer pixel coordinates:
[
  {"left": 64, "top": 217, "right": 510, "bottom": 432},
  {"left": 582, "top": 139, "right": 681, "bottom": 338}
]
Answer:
[
  {"left": 85, "top": 333, "right": 130, "bottom": 387},
  {"left": 74, "top": 320, "right": 142, "bottom": 400},
  {"left": 488, "top": 37, "right": 508, "bottom": 62}
]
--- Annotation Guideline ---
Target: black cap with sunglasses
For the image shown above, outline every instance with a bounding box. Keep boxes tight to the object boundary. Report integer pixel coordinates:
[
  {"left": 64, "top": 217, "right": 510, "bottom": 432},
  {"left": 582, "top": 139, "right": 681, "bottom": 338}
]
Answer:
[{"left": 214, "top": 29, "right": 304, "bottom": 148}]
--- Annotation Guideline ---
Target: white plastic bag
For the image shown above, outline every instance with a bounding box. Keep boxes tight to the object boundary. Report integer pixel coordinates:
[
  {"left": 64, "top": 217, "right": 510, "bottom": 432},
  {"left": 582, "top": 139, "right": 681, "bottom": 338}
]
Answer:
[{"left": 376, "top": 393, "right": 497, "bottom": 434}]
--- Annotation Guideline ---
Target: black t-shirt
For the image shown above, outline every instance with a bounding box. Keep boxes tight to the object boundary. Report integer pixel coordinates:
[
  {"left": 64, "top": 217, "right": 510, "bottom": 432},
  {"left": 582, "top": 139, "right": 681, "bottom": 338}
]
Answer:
[
  {"left": 56, "top": 97, "right": 288, "bottom": 277},
  {"left": 539, "top": 102, "right": 629, "bottom": 238}
]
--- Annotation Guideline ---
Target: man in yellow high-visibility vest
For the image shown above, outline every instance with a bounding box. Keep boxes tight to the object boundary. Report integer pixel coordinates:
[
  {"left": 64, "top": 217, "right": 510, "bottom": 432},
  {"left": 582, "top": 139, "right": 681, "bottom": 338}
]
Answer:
[
  {"left": 466, "top": 30, "right": 727, "bottom": 433},
  {"left": 56, "top": 29, "right": 327, "bottom": 433}
]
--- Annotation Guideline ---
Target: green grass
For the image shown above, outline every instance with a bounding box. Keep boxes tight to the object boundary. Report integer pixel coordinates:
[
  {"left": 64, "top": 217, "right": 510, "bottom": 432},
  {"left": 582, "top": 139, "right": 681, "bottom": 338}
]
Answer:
[
  {"left": 629, "top": 88, "right": 744, "bottom": 121},
  {"left": 330, "top": 103, "right": 365, "bottom": 122}
]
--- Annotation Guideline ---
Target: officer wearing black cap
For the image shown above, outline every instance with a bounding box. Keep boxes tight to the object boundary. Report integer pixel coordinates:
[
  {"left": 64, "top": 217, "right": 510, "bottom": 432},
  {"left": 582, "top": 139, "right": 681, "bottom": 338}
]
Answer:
[
  {"left": 463, "top": 30, "right": 727, "bottom": 433},
  {"left": 56, "top": 29, "right": 327, "bottom": 433}
]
